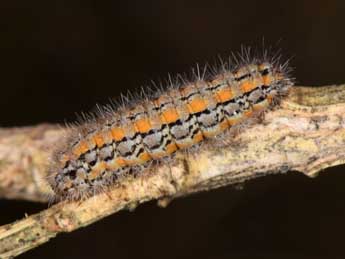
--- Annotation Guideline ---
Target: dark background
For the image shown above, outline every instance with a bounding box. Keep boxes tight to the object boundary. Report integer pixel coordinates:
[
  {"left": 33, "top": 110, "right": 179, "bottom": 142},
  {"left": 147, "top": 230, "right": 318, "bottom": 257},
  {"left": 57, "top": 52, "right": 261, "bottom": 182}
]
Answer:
[{"left": 1, "top": 0, "right": 345, "bottom": 258}]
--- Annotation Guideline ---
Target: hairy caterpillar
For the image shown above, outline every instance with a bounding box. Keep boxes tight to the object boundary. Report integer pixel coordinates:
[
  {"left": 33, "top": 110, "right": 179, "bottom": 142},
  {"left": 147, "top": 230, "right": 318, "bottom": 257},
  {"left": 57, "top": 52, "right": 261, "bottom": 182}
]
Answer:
[{"left": 48, "top": 48, "right": 294, "bottom": 202}]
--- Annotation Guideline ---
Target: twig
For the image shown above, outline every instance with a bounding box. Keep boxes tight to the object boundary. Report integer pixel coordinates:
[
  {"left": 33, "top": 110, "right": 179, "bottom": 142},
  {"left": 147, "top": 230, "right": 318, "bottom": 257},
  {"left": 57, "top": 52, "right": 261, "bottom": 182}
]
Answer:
[{"left": 0, "top": 85, "right": 345, "bottom": 258}]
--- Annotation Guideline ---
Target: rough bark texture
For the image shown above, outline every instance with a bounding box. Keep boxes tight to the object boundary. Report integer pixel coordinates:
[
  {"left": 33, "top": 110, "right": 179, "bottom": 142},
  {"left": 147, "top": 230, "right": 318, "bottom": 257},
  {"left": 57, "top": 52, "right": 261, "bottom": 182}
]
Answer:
[{"left": 0, "top": 85, "right": 345, "bottom": 258}]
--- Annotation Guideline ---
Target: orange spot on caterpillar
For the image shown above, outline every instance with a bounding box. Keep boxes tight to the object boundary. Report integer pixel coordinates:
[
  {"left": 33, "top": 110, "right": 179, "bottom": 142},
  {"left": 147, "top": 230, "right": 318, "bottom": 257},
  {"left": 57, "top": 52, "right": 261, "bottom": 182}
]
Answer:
[
  {"left": 166, "top": 142, "right": 178, "bottom": 154},
  {"left": 227, "top": 116, "right": 242, "bottom": 126},
  {"left": 88, "top": 169, "right": 101, "bottom": 180},
  {"left": 116, "top": 157, "right": 127, "bottom": 167},
  {"left": 266, "top": 94, "right": 274, "bottom": 104},
  {"left": 161, "top": 109, "right": 179, "bottom": 124},
  {"left": 93, "top": 134, "right": 105, "bottom": 147},
  {"left": 111, "top": 127, "right": 125, "bottom": 141},
  {"left": 135, "top": 118, "right": 152, "bottom": 133},
  {"left": 263, "top": 75, "right": 273, "bottom": 85},
  {"left": 244, "top": 110, "right": 253, "bottom": 117},
  {"left": 72, "top": 141, "right": 89, "bottom": 156},
  {"left": 139, "top": 152, "right": 151, "bottom": 163},
  {"left": 187, "top": 98, "right": 207, "bottom": 113},
  {"left": 193, "top": 131, "right": 204, "bottom": 143},
  {"left": 220, "top": 120, "right": 230, "bottom": 130},
  {"left": 91, "top": 161, "right": 107, "bottom": 178},
  {"left": 216, "top": 88, "right": 234, "bottom": 103},
  {"left": 240, "top": 80, "right": 260, "bottom": 93}
]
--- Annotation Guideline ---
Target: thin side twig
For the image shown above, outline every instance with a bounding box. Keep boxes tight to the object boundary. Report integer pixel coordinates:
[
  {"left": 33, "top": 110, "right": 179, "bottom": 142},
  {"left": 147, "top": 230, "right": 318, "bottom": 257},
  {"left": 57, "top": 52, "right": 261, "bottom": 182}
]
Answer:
[{"left": 0, "top": 85, "right": 345, "bottom": 258}]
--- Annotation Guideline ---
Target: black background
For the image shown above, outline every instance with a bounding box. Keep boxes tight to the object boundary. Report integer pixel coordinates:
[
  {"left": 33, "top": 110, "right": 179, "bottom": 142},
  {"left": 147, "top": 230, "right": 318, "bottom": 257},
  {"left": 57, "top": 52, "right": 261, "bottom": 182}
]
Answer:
[{"left": 1, "top": 0, "right": 345, "bottom": 258}]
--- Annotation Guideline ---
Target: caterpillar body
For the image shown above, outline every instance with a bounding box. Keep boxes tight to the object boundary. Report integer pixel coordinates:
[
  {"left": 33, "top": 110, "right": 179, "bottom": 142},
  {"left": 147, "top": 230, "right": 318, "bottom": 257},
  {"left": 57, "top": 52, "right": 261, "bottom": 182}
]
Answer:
[{"left": 48, "top": 49, "right": 294, "bottom": 201}]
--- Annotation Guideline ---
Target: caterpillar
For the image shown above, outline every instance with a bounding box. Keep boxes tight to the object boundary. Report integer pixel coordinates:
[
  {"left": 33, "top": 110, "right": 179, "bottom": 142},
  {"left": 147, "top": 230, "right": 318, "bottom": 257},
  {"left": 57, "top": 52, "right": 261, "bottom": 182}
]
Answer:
[{"left": 48, "top": 48, "right": 294, "bottom": 202}]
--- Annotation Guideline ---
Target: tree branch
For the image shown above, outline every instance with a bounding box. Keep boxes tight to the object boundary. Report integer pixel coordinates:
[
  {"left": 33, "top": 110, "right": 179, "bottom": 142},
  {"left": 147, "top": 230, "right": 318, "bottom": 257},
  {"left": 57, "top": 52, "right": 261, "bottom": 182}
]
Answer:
[{"left": 0, "top": 85, "right": 345, "bottom": 258}]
